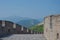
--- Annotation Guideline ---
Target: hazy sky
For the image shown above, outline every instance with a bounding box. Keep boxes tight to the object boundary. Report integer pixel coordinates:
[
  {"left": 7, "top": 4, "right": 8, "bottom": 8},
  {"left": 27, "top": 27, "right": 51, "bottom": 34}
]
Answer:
[{"left": 0, "top": 0, "right": 60, "bottom": 19}]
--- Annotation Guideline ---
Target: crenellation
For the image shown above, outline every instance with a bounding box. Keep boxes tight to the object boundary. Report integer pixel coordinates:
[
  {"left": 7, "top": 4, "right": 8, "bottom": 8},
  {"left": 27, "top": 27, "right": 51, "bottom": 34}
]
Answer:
[{"left": 0, "top": 20, "right": 35, "bottom": 35}]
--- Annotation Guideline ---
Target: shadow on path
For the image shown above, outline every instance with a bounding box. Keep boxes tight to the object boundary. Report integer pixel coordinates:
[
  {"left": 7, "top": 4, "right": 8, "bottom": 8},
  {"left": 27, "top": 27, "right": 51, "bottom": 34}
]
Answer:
[
  {"left": 0, "top": 39, "right": 2, "bottom": 40},
  {"left": 0, "top": 34, "right": 13, "bottom": 38}
]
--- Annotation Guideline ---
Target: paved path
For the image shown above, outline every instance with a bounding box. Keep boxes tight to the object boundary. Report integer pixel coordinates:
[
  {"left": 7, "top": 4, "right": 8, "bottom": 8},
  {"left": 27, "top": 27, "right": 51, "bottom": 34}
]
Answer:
[{"left": 0, "top": 34, "right": 46, "bottom": 40}]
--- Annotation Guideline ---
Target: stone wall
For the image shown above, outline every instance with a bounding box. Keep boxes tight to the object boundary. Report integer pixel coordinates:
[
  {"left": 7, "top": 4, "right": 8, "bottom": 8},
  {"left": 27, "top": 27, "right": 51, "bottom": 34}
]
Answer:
[
  {"left": 0, "top": 20, "right": 41, "bottom": 36},
  {"left": 44, "top": 15, "right": 60, "bottom": 40}
]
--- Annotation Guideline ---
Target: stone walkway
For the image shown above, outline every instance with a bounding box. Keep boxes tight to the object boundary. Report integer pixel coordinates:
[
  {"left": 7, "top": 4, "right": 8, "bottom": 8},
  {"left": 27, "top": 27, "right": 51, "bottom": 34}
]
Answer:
[{"left": 0, "top": 34, "right": 46, "bottom": 40}]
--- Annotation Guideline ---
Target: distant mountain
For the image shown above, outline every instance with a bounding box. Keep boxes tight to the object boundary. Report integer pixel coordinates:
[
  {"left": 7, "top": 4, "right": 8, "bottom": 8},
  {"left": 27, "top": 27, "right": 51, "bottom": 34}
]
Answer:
[
  {"left": 0, "top": 16, "right": 27, "bottom": 23},
  {"left": 17, "top": 19, "right": 40, "bottom": 28},
  {"left": 0, "top": 16, "right": 42, "bottom": 28}
]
